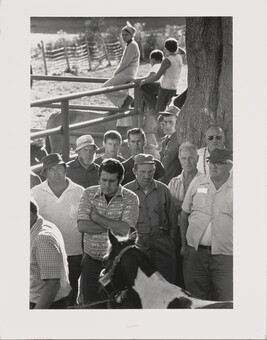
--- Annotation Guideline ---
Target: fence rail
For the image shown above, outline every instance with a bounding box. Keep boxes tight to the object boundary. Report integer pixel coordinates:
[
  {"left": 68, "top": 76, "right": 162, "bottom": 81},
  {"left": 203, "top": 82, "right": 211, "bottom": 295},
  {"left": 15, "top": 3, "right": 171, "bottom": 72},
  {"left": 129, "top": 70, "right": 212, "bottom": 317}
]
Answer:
[{"left": 31, "top": 76, "right": 143, "bottom": 166}]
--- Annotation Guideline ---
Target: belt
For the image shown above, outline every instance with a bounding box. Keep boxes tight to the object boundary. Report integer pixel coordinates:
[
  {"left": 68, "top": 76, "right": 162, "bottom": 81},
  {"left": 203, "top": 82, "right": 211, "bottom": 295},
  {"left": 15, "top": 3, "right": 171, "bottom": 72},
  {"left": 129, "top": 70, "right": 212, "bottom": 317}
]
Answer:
[
  {"left": 149, "top": 227, "right": 168, "bottom": 237},
  {"left": 198, "top": 244, "right": 212, "bottom": 251}
]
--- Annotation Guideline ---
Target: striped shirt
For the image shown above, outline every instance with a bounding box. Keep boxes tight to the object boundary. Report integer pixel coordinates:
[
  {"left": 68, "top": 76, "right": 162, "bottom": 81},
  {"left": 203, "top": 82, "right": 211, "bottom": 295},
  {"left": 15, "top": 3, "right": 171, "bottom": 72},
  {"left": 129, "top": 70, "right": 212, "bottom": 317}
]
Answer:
[
  {"left": 30, "top": 218, "right": 71, "bottom": 304},
  {"left": 78, "top": 185, "right": 139, "bottom": 260}
]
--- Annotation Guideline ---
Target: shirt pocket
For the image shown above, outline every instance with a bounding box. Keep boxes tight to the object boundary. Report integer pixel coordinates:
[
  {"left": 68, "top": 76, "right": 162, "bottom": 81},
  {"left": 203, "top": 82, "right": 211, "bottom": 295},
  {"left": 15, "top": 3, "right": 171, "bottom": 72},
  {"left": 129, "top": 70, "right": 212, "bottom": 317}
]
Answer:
[{"left": 192, "top": 193, "right": 207, "bottom": 209}]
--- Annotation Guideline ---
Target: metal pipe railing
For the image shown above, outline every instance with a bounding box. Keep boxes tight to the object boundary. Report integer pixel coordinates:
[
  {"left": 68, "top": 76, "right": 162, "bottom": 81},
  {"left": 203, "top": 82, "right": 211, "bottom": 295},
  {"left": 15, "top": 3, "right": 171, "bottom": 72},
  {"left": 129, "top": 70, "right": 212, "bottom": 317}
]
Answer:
[
  {"left": 31, "top": 82, "right": 138, "bottom": 107},
  {"left": 31, "top": 75, "right": 108, "bottom": 83},
  {"left": 30, "top": 109, "right": 137, "bottom": 140},
  {"left": 37, "top": 104, "right": 126, "bottom": 112},
  {"left": 31, "top": 80, "right": 143, "bottom": 165}
]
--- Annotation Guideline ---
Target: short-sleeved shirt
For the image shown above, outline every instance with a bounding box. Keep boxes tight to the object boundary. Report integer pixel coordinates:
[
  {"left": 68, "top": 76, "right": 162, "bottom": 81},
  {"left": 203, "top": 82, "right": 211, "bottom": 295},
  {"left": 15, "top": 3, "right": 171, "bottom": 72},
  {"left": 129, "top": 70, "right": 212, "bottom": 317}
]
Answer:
[
  {"left": 30, "top": 218, "right": 71, "bottom": 304},
  {"left": 66, "top": 157, "right": 99, "bottom": 188},
  {"left": 182, "top": 173, "right": 233, "bottom": 255},
  {"left": 168, "top": 170, "right": 202, "bottom": 225},
  {"left": 77, "top": 185, "right": 139, "bottom": 260},
  {"left": 160, "top": 133, "right": 182, "bottom": 185},
  {"left": 124, "top": 179, "right": 177, "bottom": 236},
  {"left": 31, "top": 178, "right": 84, "bottom": 256},
  {"left": 121, "top": 156, "right": 165, "bottom": 185},
  {"left": 94, "top": 155, "right": 125, "bottom": 166}
]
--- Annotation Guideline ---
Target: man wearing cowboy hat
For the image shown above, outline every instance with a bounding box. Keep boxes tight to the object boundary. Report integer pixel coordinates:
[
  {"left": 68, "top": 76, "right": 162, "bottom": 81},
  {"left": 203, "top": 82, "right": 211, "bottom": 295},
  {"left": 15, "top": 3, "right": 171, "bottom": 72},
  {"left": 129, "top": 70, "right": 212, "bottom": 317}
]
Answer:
[
  {"left": 31, "top": 153, "right": 84, "bottom": 306},
  {"left": 180, "top": 148, "right": 233, "bottom": 301},
  {"left": 67, "top": 135, "right": 99, "bottom": 188}
]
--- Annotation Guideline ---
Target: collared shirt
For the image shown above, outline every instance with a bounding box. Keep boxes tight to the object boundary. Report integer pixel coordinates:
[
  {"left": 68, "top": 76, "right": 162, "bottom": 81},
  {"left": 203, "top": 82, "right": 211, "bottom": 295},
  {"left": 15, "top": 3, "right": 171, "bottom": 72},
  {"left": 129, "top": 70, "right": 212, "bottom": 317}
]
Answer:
[
  {"left": 182, "top": 173, "right": 233, "bottom": 255},
  {"left": 168, "top": 170, "right": 203, "bottom": 225},
  {"left": 121, "top": 156, "right": 165, "bottom": 185},
  {"left": 160, "top": 133, "right": 182, "bottom": 185},
  {"left": 66, "top": 157, "right": 99, "bottom": 188},
  {"left": 124, "top": 179, "right": 177, "bottom": 236},
  {"left": 30, "top": 217, "right": 71, "bottom": 304},
  {"left": 94, "top": 155, "right": 125, "bottom": 166},
  {"left": 77, "top": 185, "right": 139, "bottom": 260},
  {"left": 31, "top": 178, "right": 84, "bottom": 256}
]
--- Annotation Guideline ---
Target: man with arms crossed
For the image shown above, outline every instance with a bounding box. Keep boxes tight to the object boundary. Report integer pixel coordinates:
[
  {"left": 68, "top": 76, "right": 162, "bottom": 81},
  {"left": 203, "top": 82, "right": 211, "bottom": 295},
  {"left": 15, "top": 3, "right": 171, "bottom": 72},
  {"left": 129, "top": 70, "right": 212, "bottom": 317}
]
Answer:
[{"left": 77, "top": 159, "right": 139, "bottom": 307}]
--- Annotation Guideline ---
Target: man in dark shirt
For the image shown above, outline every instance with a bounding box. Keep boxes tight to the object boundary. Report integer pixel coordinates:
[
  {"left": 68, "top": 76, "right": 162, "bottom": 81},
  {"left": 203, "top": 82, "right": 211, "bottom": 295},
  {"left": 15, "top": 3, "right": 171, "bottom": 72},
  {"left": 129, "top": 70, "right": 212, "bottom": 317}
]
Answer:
[
  {"left": 95, "top": 130, "right": 125, "bottom": 165},
  {"left": 124, "top": 153, "right": 178, "bottom": 283},
  {"left": 121, "top": 128, "right": 165, "bottom": 185},
  {"left": 67, "top": 135, "right": 99, "bottom": 188},
  {"left": 158, "top": 106, "right": 182, "bottom": 184}
]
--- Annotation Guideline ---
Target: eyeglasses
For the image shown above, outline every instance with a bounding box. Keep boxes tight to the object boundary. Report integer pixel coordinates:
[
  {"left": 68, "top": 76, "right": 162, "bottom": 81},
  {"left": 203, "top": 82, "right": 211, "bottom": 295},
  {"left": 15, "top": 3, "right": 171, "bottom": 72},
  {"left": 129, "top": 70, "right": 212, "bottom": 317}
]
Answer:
[
  {"left": 207, "top": 160, "right": 228, "bottom": 166},
  {"left": 207, "top": 135, "right": 223, "bottom": 141}
]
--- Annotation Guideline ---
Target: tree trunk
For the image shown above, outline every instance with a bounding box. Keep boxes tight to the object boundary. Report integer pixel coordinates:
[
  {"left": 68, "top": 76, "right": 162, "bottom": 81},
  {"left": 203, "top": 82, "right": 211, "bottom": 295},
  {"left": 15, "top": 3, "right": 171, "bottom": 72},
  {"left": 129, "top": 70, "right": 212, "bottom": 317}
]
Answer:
[{"left": 177, "top": 17, "right": 232, "bottom": 149}]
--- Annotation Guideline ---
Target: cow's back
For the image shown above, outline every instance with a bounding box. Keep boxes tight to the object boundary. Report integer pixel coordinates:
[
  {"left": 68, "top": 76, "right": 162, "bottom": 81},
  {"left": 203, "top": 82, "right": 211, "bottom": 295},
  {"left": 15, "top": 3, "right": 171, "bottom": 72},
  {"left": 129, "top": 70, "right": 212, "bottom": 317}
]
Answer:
[{"left": 46, "top": 110, "right": 117, "bottom": 154}]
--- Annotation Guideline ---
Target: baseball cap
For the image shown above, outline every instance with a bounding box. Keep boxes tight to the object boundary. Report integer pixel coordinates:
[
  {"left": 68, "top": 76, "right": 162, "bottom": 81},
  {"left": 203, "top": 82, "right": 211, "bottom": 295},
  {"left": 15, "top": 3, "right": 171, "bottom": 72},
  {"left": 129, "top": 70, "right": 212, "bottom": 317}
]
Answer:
[
  {"left": 134, "top": 153, "right": 155, "bottom": 165},
  {"left": 207, "top": 148, "right": 233, "bottom": 163}
]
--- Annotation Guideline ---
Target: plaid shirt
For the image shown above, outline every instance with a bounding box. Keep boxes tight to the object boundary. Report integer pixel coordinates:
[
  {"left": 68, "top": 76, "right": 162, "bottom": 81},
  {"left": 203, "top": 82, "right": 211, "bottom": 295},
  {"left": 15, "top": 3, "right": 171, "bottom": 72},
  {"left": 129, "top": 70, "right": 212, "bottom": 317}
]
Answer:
[
  {"left": 78, "top": 185, "right": 139, "bottom": 260},
  {"left": 30, "top": 218, "right": 71, "bottom": 304}
]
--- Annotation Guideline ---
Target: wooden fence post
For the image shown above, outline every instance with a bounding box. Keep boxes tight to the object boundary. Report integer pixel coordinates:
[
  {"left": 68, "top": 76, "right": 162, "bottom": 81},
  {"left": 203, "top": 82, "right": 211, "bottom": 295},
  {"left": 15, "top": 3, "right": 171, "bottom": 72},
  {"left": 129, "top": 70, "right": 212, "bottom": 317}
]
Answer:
[
  {"left": 133, "top": 86, "right": 143, "bottom": 128},
  {"left": 61, "top": 100, "right": 70, "bottom": 162},
  {"left": 40, "top": 40, "right": 48, "bottom": 75},
  {"left": 100, "top": 34, "right": 111, "bottom": 66},
  {"left": 63, "top": 38, "right": 71, "bottom": 72},
  {"left": 85, "top": 36, "right": 92, "bottom": 71}
]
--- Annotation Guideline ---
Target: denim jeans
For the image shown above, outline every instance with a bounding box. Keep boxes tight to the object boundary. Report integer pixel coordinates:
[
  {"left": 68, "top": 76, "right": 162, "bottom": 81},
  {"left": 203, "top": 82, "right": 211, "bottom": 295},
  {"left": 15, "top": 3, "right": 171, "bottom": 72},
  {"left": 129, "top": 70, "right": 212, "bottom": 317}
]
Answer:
[
  {"left": 155, "top": 87, "right": 177, "bottom": 112},
  {"left": 81, "top": 253, "right": 107, "bottom": 308},
  {"left": 183, "top": 245, "right": 233, "bottom": 301}
]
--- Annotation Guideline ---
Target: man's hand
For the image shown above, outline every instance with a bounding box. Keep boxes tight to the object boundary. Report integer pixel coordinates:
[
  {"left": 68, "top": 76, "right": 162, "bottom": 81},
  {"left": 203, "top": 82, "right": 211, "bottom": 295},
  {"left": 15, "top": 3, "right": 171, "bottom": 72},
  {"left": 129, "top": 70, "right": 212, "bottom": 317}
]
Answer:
[
  {"left": 90, "top": 205, "right": 99, "bottom": 222},
  {"left": 139, "top": 79, "right": 146, "bottom": 86},
  {"left": 180, "top": 245, "right": 186, "bottom": 257}
]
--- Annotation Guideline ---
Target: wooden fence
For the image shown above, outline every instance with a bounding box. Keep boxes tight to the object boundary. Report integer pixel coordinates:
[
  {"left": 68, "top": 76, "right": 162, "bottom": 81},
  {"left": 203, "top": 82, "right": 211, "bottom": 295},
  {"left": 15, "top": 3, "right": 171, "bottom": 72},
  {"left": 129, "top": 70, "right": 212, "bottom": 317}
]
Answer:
[{"left": 35, "top": 35, "right": 123, "bottom": 75}]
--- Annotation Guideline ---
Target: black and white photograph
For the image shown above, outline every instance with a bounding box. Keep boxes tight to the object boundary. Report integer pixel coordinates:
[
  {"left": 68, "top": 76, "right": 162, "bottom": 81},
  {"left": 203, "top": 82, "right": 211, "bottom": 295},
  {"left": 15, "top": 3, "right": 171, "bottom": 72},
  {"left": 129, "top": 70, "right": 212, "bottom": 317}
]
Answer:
[{"left": 0, "top": 0, "right": 266, "bottom": 339}]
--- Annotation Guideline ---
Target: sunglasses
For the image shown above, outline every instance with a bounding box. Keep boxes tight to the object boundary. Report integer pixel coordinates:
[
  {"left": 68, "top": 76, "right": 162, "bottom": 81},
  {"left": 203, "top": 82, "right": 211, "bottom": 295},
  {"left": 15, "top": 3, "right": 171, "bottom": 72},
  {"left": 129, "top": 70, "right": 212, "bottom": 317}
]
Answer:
[
  {"left": 207, "top": 135, "right": 223, "bottom": 141},
  {"left": 207, "top": 160, "right": 228, "bottom": 166}
]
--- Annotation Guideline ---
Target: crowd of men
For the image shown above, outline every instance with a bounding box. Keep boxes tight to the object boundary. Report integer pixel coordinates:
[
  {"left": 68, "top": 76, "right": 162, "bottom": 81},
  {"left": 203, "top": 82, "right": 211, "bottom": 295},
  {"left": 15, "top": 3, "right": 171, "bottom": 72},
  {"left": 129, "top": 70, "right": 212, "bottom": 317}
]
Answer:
[{"left": 30, "top": 106, "right": 233, "bottom": 309}]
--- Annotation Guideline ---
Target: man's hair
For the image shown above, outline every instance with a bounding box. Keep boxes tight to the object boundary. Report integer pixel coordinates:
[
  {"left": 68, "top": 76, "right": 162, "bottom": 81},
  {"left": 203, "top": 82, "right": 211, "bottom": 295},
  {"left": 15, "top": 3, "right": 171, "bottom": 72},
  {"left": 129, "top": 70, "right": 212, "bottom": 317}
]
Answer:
[
  {"left": 149, "top": 49, "right": 164, "bottom": 62},
  {"left": 127, "top": 127, "right": 146, "bottom": 142},
  {"left": 30, "top": 200, "right": 38, "bottom": 215},
  {"left": 164, "top": 38, "right": 178, "bottom": 53},
  {"left": 205, "top": 124, "right": 225, "bottom": 137},
  {"left": 103, "top": 130, "right": 122, "bottom": 144},
  {"left": 179, "top": 142, "right": 198, "bottom": 159},
  {"left": 99, "top": 158, "right": 125, "bottom": 182}
]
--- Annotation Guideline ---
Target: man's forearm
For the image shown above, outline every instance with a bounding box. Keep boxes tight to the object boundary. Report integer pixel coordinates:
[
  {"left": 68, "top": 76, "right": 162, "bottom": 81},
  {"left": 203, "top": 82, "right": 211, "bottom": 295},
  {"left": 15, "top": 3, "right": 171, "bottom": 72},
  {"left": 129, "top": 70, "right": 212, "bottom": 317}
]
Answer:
[
  {"left": 180, "top": 210, "right": 189, "bottom": 247},
  {"left": 78, "top": 220, "right": 107, "bottom": 234},
  {"left": 93, "top": 213, "right": 130, "bottom": 235},
  {"left": 34, "top": 279, "right": 60, "bottom": 309}
]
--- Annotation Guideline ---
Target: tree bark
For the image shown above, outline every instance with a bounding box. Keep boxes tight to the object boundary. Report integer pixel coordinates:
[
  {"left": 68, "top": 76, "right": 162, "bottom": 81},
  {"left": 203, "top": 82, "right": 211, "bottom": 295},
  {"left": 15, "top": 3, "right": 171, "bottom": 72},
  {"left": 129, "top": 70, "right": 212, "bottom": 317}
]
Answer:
[{"left": 177, "top": 17, "right": 232, "bottom": 149}]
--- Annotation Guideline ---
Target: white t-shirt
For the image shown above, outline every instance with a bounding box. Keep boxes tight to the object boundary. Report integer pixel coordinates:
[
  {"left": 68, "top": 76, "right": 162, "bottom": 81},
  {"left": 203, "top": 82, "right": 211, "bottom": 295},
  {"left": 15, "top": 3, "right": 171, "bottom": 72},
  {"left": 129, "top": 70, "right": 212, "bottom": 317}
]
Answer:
[
  {"left": 31, "top": 178, "right": 84, "bottom": 256},
  {"left": 149, "top": 63, "right": 162, "bottom": 83}
]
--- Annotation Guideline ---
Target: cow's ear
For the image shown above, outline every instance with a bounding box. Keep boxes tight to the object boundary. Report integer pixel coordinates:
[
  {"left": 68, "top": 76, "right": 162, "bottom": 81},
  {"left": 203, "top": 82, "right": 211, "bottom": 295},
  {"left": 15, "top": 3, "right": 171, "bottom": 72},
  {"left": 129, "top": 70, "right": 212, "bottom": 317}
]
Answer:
[{"left": 108, "top": 229, "right": 119, "bottom": 247}]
